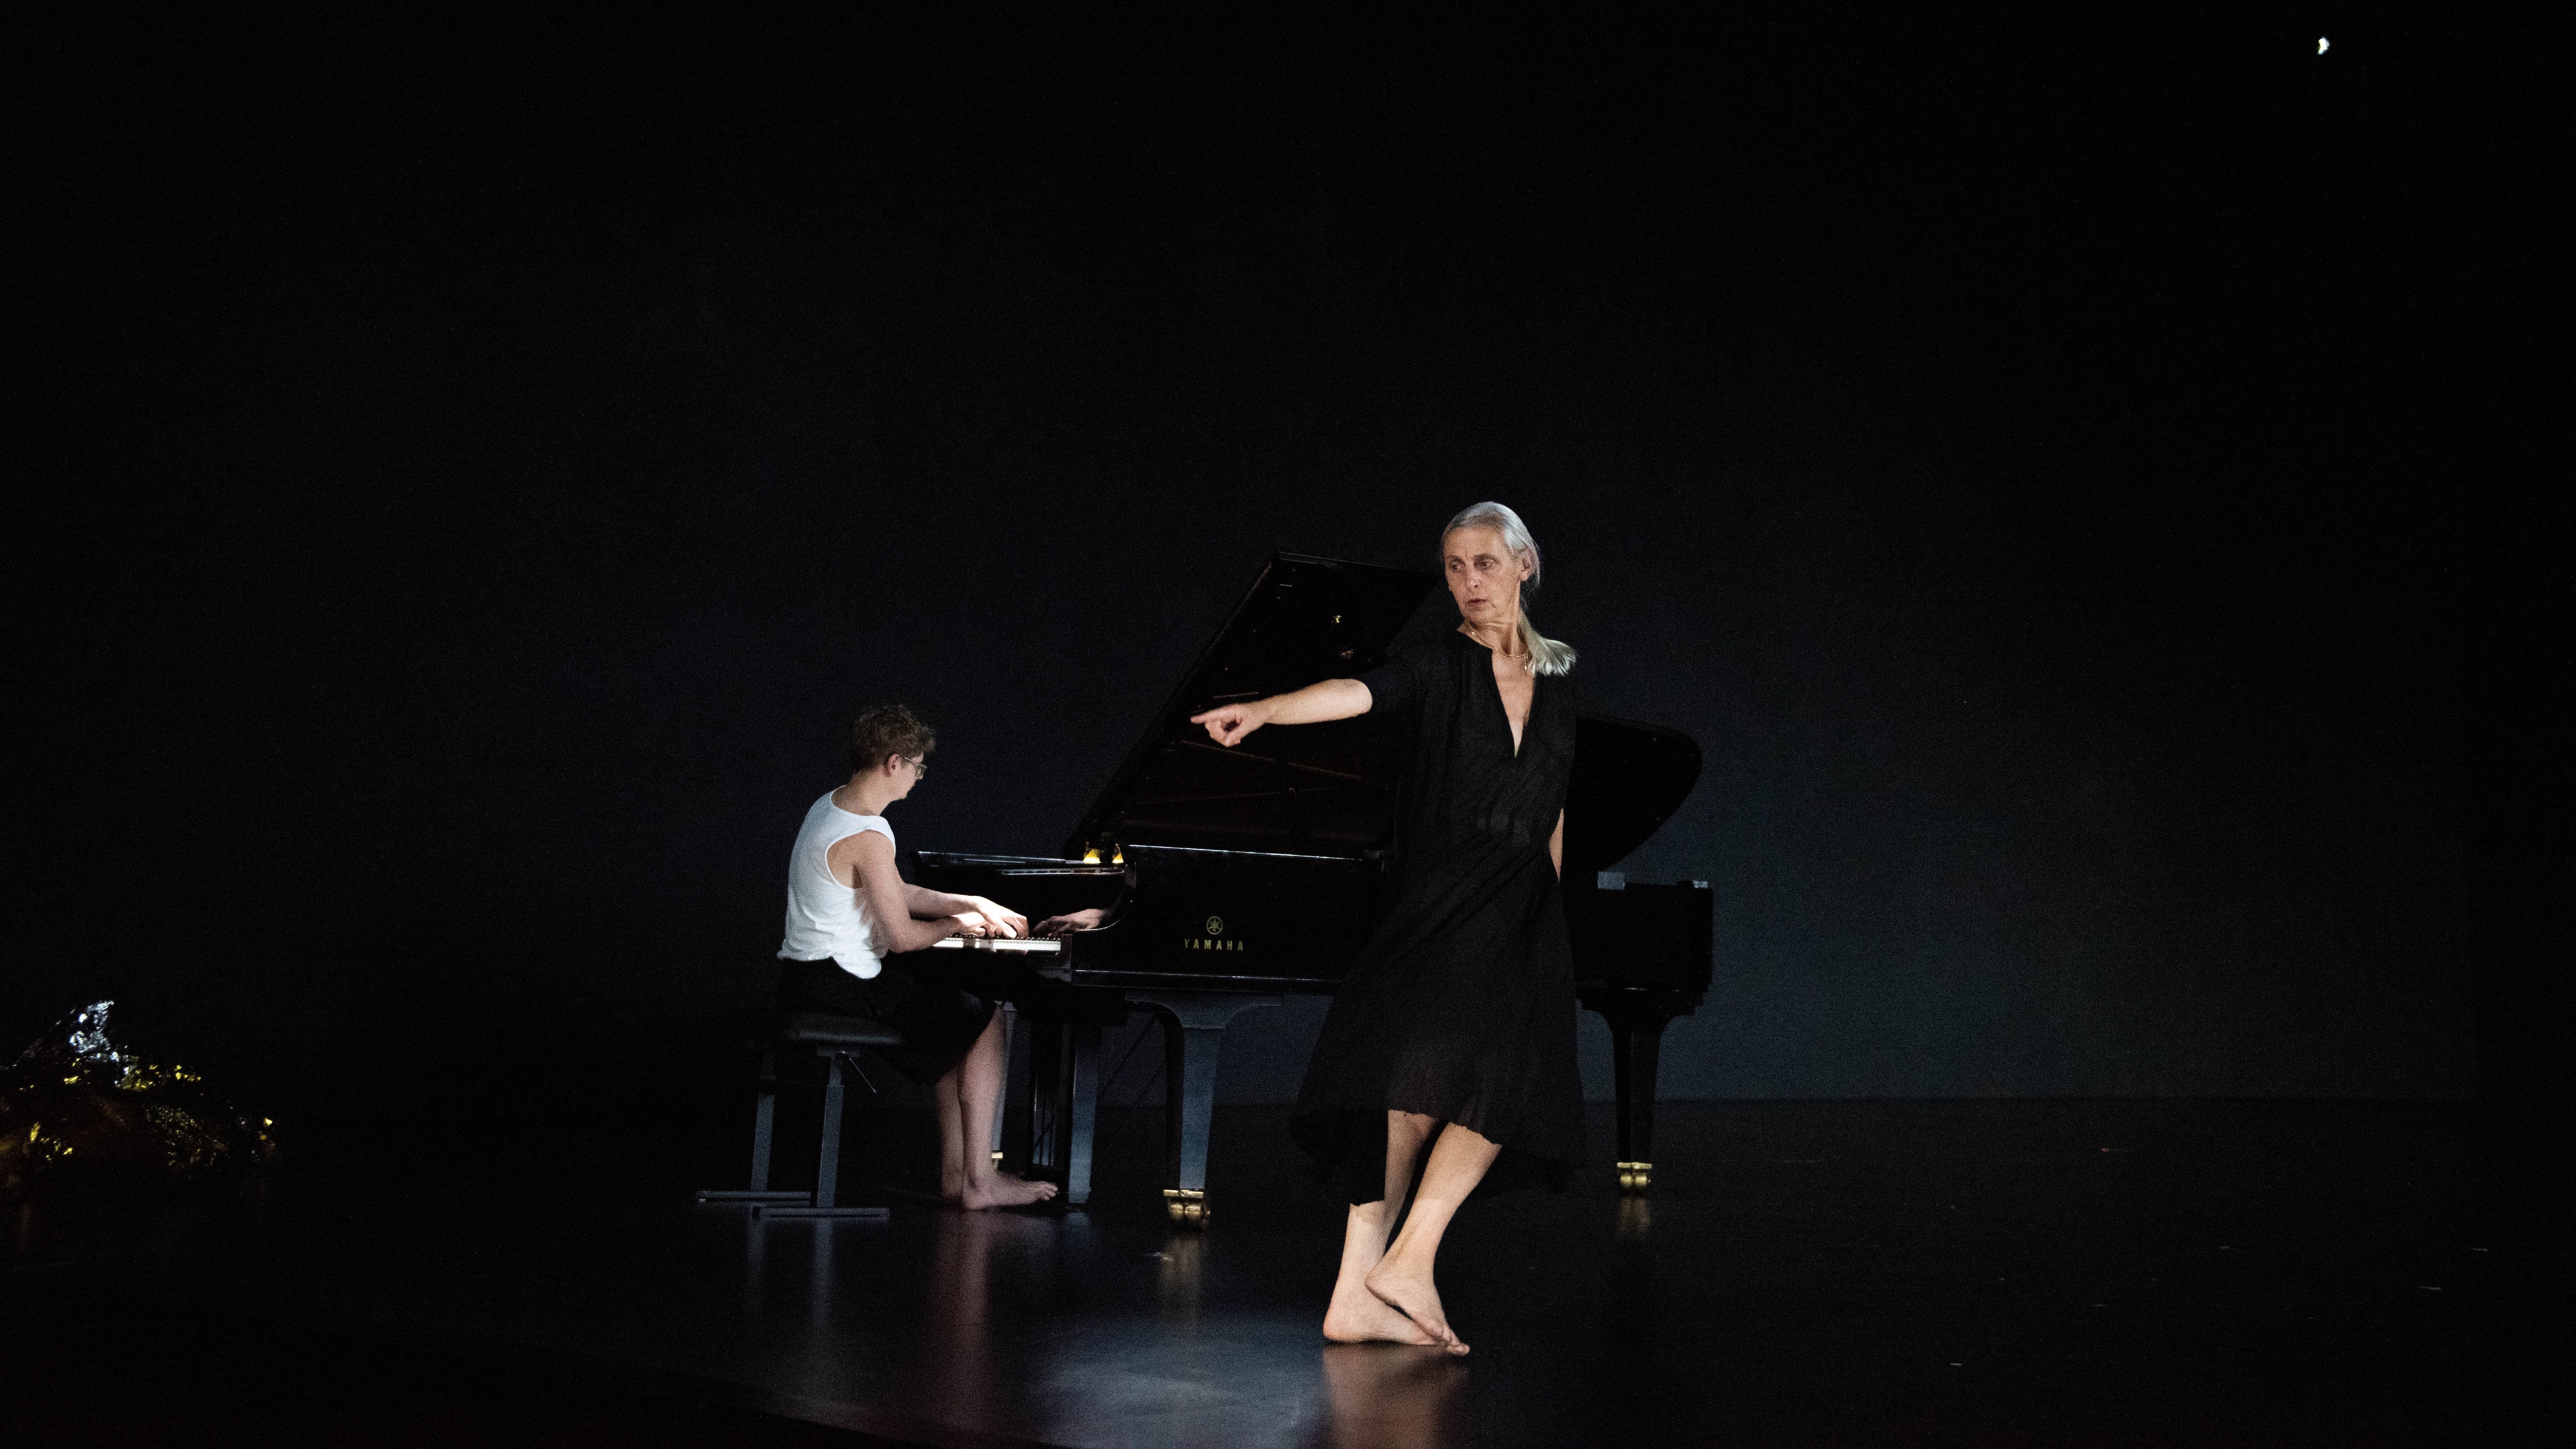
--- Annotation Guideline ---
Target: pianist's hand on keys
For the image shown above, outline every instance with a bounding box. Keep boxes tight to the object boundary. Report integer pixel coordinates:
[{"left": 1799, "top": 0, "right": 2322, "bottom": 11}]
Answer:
[{"left": 951, "top": 898, "right": 1029, "bottom": 939}]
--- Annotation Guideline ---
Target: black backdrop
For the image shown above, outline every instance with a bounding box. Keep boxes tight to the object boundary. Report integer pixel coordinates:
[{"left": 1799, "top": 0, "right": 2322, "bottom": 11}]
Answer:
[{"left": 6, "top": 6, "right": 2492, "bottom": 1124}]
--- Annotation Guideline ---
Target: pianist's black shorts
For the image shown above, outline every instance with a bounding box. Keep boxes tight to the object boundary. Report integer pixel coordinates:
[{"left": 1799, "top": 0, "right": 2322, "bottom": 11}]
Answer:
[{"left": 776, "top": 957, "right": 996, "bottom": 1086}]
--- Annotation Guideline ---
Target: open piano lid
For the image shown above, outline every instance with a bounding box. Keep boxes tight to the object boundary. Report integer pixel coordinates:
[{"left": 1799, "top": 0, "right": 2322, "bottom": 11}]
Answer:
[
  {"left": 1065, "top": 552, "right": 1439, "bottom": 859},
  {"left": 1563, "top": 714, "right": 1703, "bottom": 876}
]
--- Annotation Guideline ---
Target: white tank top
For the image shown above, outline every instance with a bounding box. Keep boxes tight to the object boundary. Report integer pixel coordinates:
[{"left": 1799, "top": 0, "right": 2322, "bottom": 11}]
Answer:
[{"left": 778, "top": 791, "right": 896, "bottom": 979}]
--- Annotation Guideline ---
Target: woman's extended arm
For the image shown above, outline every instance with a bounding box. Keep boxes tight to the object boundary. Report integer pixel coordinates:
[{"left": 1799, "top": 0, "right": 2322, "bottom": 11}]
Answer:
[
  {"left": 1550, "top": 809, "right": 1564, "bottom": 878},
  {"left": 1189, "top": 678, "right": 1372, "bottom": 747}
]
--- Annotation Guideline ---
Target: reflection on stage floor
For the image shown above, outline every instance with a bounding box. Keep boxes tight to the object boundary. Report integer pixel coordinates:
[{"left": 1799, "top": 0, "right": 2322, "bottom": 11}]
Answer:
[{"left": 3, "top": 1100, "right": 2556, "bottom": 1447}]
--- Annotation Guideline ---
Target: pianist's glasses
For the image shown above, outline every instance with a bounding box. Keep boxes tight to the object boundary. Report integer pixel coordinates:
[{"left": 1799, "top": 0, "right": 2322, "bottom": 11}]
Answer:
[{"left": 904, "top": 756, "right": 929, "bottom": 780}]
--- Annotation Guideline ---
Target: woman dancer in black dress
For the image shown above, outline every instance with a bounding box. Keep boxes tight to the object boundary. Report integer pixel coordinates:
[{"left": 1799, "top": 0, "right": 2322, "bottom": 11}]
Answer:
[{"left": 1190, "top": 502, "right": 1582, "bottom": 1355}]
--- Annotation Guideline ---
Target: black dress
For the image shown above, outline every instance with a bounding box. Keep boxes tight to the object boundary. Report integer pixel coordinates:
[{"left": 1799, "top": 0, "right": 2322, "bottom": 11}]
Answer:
[{"left": 1287, "top": 629, "right": 1586, "bottom": 1201}]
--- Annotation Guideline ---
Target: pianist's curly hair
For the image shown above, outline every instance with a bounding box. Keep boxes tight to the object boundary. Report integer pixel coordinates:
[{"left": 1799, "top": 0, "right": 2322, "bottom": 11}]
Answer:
[{"left": 847, "top": 703, "right": 937, "bottom": 775}]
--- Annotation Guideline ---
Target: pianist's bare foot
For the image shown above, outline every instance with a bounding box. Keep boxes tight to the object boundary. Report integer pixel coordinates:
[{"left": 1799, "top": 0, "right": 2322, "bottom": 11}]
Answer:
[
  {"left": 1324, "top": 1278, "right": 1440, "bottom": 1345},
  {"left": 1365, "top": 1257, "right": 1467, "bottom": 1355},
  {"left": 942, "top": 1166, "right": 966, "bottom": 1206},
  {"left": 962, "top": 1172, "right": 1058, "bottom": 1210}
]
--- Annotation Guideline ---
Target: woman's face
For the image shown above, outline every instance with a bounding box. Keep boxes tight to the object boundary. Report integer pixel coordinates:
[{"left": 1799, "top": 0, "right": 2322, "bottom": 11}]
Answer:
[{"left": 1443, "top": 524, "right": 1530, "bottom": 626}]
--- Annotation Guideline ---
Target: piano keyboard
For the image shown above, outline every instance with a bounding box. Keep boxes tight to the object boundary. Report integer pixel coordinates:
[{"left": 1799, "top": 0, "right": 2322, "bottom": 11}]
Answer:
[{"left": 928, "top": 936, "right": 1063, "bottom": 954}]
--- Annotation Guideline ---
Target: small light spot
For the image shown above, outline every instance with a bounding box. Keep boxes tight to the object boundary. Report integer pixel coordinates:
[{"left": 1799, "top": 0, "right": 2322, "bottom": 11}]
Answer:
[
  {"left": 2419, "top": 1285, "right": 2442, "bottom": 1291},
  {"left": 2318, "top": 36, "right": 2331, "bottom": 54}
]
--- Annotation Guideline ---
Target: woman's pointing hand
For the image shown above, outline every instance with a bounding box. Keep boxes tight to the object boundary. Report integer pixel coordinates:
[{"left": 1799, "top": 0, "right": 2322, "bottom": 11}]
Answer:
[{"left": 1190, "top": 701, "right": 1267, "bottom": 747}]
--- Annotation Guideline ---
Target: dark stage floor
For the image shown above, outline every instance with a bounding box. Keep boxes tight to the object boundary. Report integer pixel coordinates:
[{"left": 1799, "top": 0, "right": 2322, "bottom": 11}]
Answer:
[{"left": 6, "top": 1099, "right": 2561, "bottom": 1446}]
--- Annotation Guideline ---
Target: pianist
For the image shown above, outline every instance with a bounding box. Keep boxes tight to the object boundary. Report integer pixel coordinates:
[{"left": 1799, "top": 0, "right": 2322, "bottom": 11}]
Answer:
[
  {"left": 777, "top": 703, "right": 1059, "bottom": 1210},
  {"left": 1190, "top": 501, "right": 1584, "bottom": 1355}
]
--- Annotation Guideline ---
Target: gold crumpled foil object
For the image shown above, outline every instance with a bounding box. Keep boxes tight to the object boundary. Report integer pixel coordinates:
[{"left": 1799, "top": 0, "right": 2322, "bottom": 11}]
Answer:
[{"left": 0, "top": 1001, "right": 282, "bottom": 1200}]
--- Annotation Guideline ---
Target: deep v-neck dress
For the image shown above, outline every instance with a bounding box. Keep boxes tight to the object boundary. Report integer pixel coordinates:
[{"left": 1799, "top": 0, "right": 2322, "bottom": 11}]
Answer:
[{"left": 1287, "top": 629, "right": 1585, "bottom": 1199}]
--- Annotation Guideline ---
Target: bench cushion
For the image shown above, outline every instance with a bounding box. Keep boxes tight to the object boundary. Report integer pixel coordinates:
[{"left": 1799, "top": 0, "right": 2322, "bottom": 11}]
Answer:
[{"left": 775, "top": 1012, "right": 906, "bottom": 1049}]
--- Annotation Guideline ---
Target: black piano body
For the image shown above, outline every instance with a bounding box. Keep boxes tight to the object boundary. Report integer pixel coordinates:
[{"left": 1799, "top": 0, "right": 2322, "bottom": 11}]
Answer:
[{"left": 908, "top": 551, "right": 1709, "bottom": 1221}]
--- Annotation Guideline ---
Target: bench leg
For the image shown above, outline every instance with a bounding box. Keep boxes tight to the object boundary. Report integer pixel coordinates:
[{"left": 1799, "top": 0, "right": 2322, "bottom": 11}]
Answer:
[
  {"left": 815, "top": 1051, "right": 849, "bottom": 1207},
  {"left": 755, "top": 1053, "right": 888, "bottom": 1220},
  {"left": 699, "top": 1047, "right": 808, "bottom": 1205},
  {"left": 752, "top": 1048, "right": 777, "bottom": 1189}
]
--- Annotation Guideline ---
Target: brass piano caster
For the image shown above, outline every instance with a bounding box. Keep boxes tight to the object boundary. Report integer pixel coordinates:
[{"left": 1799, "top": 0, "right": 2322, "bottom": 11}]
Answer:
[
  {"left": 1616, "top": 1161, "right": 1653, "bottom": 1195},
  {"left": 1162, "top": 1188, "right": 1210, "bottom": 1226}
]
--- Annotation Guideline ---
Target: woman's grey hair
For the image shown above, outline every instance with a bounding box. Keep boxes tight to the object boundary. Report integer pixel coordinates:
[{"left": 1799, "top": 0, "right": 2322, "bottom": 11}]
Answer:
[{"left": 1442, "top": 501, "right": 1577, "bottom": 676}]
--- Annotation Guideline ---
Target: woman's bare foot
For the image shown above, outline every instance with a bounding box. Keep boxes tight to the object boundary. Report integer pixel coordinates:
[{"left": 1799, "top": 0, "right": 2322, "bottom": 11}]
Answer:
[
  {"left": 960, "top": 1173, "right": 1059, "bottom": 1210},
  {"left": 1364, "top": 1259, "right": 1467, "bottom": 1355},
  {"left": 1323, "top": 1278, "right": 1440, "bottom": 1345},
  {"left": 941, "top": 1167, "right": 966, "bottom": 1206}
]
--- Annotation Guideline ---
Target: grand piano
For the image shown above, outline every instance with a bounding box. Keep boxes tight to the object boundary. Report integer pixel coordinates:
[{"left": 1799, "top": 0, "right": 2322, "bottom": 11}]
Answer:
[{"left": 908, "top": 552, "right": 1709, "bottom": 1222}]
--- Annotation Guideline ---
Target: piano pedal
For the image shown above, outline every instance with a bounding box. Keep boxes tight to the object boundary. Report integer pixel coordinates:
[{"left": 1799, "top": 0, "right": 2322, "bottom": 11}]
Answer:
[
  {"left": 1162, "top": 1187, "right": 1210, "bottom": 1226},
  {"left": 1616, "top": 1161, "right": 1653, "bottom": 1195}
]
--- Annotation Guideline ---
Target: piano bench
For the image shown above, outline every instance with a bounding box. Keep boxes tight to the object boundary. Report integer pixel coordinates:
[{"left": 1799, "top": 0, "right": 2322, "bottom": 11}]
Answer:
[
  {"left": 774, "top": 1012, "right": 906, "bottom": 1052},
  {"left": 696, "top": 1012, "right": 905, "bottom": 1221}
]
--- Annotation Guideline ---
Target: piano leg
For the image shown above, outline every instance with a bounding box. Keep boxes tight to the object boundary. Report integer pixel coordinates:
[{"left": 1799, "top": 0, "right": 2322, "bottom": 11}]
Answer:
[
  {"left": 1606, "top": 1012, "right": 1672, "bottom": 1195},
  {"left": 1024, "top": 1018, "right": 1105, "bottom": 1207},
  {"left": 989, "top": 1003, "right": 1013, "bottom": 1170},
  {"left": 1064, "top": 1019, "right": 1101, "bottom": 1207},
  {"left": 1133, "top": 993, "right": 1280, "bottom": 1226},
  {"left": 1001, "top": 1001, "right": 1054, "bottom": 1183}
]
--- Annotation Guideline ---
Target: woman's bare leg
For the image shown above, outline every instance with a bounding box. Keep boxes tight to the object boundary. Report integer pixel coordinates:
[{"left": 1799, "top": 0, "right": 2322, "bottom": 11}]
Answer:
[
  {"left": 1323, "top": 1111, "right": 1439, "bottom": 1343},
  {"left": 1364, "top": 1121, "right": 1500, "bottom": 1355},
  {"left": 952, "top": 1013, "right": 1056, "bottom": 1209}
]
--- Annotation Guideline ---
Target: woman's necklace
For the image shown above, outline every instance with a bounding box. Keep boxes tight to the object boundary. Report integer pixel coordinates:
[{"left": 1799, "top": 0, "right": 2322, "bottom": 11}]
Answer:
[{"left": 1461, "top": 620, "right": 1531, "bottom": 671}]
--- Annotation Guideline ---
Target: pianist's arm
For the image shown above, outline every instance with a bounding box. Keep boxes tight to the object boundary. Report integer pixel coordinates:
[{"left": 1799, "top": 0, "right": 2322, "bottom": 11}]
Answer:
[
  {"left": 1189, "top": 678, "right": 1372, "bottom": 747},
  {"left": 847, "top": 832, "right": 1014, "bottom": 952},
  {"left": 901, "top": 881, "right": 1029, "bottom": 940}
]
